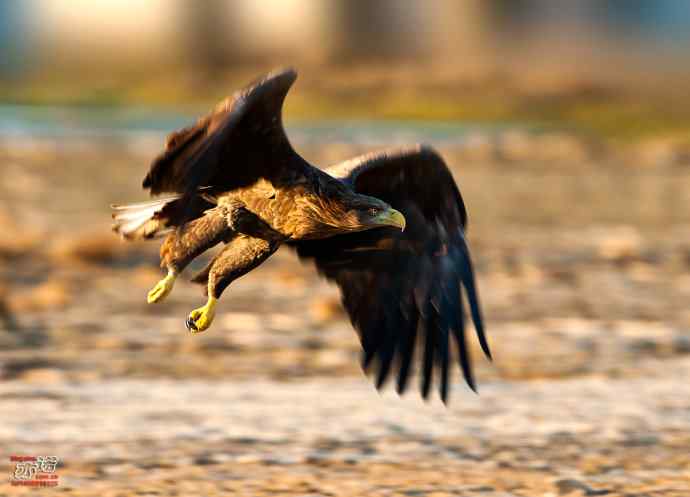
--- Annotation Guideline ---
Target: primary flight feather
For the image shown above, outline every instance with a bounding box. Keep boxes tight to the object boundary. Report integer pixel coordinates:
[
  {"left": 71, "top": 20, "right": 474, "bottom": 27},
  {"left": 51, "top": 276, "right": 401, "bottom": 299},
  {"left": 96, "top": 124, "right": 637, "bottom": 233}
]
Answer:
[{"left": 112, "top": 68, "right": 490, "bottom": 402}]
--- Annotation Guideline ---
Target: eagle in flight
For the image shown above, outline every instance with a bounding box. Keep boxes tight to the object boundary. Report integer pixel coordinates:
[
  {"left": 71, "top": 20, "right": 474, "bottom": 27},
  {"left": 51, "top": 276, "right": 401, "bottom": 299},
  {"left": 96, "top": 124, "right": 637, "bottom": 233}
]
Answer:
[{"left": 112, "top": 68, "right": 490, "bottom": 402}]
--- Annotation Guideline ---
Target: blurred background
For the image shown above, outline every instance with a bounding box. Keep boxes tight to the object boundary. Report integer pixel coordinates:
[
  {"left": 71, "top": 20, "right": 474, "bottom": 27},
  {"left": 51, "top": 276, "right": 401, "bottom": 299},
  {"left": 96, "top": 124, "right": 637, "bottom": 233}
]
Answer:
[{"left": 1, "top": 1, "right": 689, "bottom": 496}]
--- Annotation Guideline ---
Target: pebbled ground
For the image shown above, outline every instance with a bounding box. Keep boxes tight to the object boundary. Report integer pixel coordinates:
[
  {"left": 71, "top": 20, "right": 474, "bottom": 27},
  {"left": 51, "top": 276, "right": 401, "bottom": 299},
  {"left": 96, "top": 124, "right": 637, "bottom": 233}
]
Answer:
[{"left": 0, "top": 131, "right": 689, "bottom": 496}]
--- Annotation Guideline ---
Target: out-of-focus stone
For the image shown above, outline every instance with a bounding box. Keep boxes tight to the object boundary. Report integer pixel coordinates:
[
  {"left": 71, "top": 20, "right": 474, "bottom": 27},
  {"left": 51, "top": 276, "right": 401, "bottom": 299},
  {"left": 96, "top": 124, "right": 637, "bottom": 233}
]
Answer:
[
  {"left": 461, "top": 132, "right": 496, "bottom": 162},
  {"left": 0, "top": 208, "right": 40, "bottom": 259},
  {"left": 672, "top": 335, "right": 690, "bottom": 354},
  {"left": 132, "top": 265, "right": 166, "bottom": 287},
  {"left": 18, "top": 367, "right": 66, "bottom": 384},
  {"left": 499, "top": 130, "right": 532, "bottom": 162},
  {"left": 634, "top": 137, "right": 679, "bottom": 168},
  {"left": 310, "top": 296, "right": 345, "bottom": 324},
  {"left": 538, "top": 133, "right": 590, "bottom": 163},
  {"left": 50, "top": 232, "right": 130, "bottom": 266},
  {"left": 595, "top": 226, "right": 642, "bottom": 262},
  {"left": 9, "top": 280, "right": 72, "bottom": 312},
  {"left": 312, "top": 349, "right": 350, "bottom": 369}
]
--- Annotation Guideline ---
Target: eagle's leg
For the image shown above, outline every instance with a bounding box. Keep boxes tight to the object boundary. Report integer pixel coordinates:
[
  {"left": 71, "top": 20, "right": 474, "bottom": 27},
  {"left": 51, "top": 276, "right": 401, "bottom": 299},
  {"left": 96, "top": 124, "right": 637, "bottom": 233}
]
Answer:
[
  {"left": 147, "top": 269, "right": 177, "bottom": 304},
  {"left": 148, "top": 207, "right": 234, "bottom": 304},
  {"left": 186, "top": 235, "right": 280, "bottom": 333}
]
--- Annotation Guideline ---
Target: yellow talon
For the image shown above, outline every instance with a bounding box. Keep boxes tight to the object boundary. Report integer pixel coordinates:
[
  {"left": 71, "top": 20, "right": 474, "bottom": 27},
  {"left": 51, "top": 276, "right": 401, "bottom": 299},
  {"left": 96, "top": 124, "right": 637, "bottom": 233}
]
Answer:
[
  {"left": 186, "top": 296, "right": 217, "bottom": 333},
  {"left": 147, "top": 270, "right": 177, "bottom": 304}
]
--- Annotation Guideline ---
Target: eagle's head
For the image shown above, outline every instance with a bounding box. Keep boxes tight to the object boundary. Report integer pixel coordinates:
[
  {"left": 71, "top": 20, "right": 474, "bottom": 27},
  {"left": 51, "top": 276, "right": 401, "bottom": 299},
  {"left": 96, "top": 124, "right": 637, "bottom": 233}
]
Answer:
[
  {"left": 345, "top": 194, "right": 406, "bottom": 232},
  {"left": 305, "top": 190, "right": 406, "bottom": 234}
]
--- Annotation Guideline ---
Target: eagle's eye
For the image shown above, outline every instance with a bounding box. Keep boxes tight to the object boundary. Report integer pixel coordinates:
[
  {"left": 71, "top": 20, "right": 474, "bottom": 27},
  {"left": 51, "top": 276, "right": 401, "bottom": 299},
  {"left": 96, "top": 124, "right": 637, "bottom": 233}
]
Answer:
[{"left": 367, "top": 208, "right": 380, "bottom": 217}]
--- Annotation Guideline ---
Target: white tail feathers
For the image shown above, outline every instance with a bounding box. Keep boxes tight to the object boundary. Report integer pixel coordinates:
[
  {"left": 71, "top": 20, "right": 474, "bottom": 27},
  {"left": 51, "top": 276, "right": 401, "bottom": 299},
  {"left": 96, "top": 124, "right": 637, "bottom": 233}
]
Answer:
[{"left": 111, "top": 195, "right": 180, "bottom": 240}]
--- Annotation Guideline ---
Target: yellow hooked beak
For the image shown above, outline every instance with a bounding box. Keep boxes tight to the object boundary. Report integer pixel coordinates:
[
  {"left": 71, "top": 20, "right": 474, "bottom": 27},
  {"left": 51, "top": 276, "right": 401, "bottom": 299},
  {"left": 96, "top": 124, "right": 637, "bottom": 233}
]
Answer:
[{"left": 375, "top": 208, "right": 406, "bottom": 231}]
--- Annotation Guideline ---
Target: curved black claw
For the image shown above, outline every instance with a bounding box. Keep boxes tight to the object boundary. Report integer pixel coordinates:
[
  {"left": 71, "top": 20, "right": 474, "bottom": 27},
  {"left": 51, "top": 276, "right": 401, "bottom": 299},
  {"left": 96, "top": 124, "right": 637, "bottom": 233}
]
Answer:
[{"left": 185, "top": 317, "right": 198, "bottom": 332}]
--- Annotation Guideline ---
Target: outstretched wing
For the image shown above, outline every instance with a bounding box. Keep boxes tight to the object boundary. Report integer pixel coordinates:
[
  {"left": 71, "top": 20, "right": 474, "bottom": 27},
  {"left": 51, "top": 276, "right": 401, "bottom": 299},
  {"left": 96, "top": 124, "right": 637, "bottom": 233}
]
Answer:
[
  {"left": 292, "top": 145, "right": 490, "bottom": 403},
  {"left": 143, "top": 68, "right": 301, "bottom": 196}
]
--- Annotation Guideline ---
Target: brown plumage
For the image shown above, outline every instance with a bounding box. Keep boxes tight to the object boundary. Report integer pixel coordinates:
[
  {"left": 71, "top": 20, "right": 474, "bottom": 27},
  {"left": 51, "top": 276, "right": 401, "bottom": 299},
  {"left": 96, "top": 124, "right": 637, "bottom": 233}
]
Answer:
[{"left": 112, "top": 68, "right": 490, "bottom": 402}]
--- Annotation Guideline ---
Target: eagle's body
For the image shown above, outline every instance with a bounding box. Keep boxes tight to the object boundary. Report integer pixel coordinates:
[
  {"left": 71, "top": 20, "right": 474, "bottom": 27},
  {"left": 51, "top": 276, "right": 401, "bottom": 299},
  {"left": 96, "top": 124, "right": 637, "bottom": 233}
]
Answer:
[
  {"left": 221, "top": 169, "right": 373, "bottom": 240},
  {"left": 113, "top": 68, "right": 490, "bottom": 402}
]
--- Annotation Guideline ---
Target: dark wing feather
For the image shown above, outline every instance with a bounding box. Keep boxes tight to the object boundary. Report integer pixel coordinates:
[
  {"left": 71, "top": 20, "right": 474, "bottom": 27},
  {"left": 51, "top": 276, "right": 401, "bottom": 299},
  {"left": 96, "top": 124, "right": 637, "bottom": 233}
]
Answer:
[
  {"left": 143, "top": 68, "right": 301, "bottom": 196},
  {"left": 292, "top": 145, "right": 489, "bottom": 402}
]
